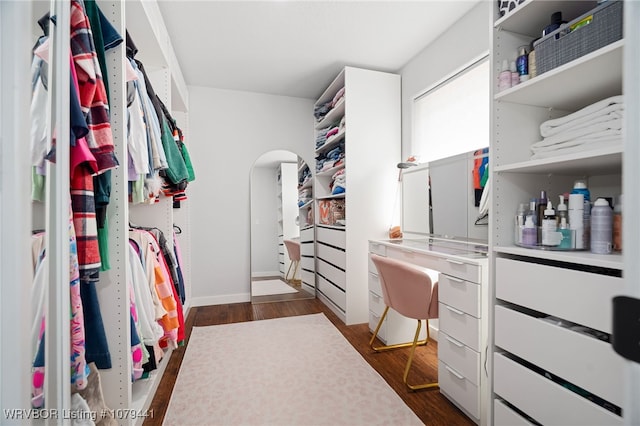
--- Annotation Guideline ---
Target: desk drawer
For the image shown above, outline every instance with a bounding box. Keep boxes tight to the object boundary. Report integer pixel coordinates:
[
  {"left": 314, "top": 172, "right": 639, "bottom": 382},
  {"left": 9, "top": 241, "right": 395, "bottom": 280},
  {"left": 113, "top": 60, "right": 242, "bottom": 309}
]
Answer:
[
  {"left": 369, "top": 290, "right": 385, "bottom": 317},
  {"left": 439, "top": 302, "right": 480, "bottom": 352},
  {"left": 438, "top": 331, "right": 480, "bottom": 386},
  {"left": 368, "top": 272, "right": 382, "bottom": 297},
  {"left": 317, "top": 226, "right": 346, "bottom": 249},
  {"left": 496, "top": 257, "right": 623, "bottom": 333},
  {"left": 439, "top": 360, "right": 479, "bottom": 420},
  {"left": 494, "top": 353, "right": 622, "bottom": 426},
  {"left": 495, "top": 305, "right": 624, "bottom": 407},
  {"left": 317, "top": 243, "right": 346, "bottom": 270},
  {"left": 300, "top": 256, "right": 314, "bottom": 271},
  {"left": 369, "top": 311, "right": 387, "bottom": 342},
  {"left": 494, "top": 399, "right": 535, "bottom": 426},
  {"left": 317, "top": 258, "right": 346, "bottom": 291},
  {"left": 385, "top": 246, "right": 481, "bottom": 283},
  {"left": 368, "top": 241, "right": 387, "bottom": 256},
  {"left": 439, "top": 273, "right": 480, "bottom": 318},
  {"left": 300, "top": 241, "right": 314, "bottom": 257}
]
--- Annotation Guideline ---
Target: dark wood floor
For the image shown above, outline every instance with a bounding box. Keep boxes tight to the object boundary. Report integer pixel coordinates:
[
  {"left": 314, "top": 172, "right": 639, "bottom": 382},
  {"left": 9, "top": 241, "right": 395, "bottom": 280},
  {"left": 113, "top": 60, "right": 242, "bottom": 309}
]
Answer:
[{"left": 143, "top": 298, "right": 475, "bottom": 426}]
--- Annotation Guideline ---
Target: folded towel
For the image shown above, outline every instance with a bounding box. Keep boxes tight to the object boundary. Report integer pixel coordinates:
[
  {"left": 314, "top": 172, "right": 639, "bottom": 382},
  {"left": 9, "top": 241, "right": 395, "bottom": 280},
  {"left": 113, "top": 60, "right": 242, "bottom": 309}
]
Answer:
[
  {"left": 531, "top": 136, "right": 622, "bottom": 159},
  {"left": 541, "top": 108, "right": 623, "bottom": 138},
  {"left": 534, "top": 118, "right": 622, "bottom": 148},
  {"left": 540, "top": 95, "right": 623, "bottom": 136}
]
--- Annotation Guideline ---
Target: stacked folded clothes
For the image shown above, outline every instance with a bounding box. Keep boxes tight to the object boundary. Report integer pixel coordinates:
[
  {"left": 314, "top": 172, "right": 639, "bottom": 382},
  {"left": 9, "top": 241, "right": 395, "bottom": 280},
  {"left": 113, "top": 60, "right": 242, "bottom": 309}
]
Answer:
[
  {"left": 298, "top": 165, "right": 312, "bottom": 188},
  {"left": 298, "top": 188, "right": 312, "bottom": 207},
  {"left": 531, "top": 95, "right": 623, "bottom": 160},
  {"left": 313, "top": 86, "right": 345, "bottom": 124},
  {"left": 331, "top": 168, "right": 345, "bottom": 195},
  {"left": 316, "top": 142, "right": 344, "bottom": 172}
]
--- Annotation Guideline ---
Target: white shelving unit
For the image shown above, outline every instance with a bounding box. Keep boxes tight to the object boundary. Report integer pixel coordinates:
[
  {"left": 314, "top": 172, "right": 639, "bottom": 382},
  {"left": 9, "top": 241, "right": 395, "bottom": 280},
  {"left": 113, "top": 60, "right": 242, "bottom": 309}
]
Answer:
[
  {"left": 489, "top": 1, "right": 634, "bottom": 424},
  {"left": 3, "top": 1, "right": 190, "bottom": 423},
  {"left": 313, "top": 67, "right": 400, "bottom": 325},
  {"left": 298, "top": 159, "right": 316, "bottom": 293}
]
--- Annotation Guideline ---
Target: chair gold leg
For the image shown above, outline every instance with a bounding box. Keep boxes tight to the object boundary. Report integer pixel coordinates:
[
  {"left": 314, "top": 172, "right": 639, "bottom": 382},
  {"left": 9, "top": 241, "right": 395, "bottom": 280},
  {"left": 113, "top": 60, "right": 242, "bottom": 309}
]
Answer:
[
  {"left": 404, "top": 320, "right": 439, "bottom": 391},
  {"left": 370, "top": 307, "right": 428, "bottom": 351}
]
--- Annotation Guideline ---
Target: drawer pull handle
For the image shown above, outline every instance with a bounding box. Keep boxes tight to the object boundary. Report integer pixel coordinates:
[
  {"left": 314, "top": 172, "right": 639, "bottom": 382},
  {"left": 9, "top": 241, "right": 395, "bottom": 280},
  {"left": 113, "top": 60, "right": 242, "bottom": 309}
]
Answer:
[
  {"left": 446, "top": 259, "right": 465, "bottom": 265},
  {"left": 371, "top": 294, "right": 380, "bottom": 301},
  {"left": 445, "top": 305, "right": 465, "bottom": 316},
  {"left": 445, "top": 365, "right": 465, "bottom": 380},
  {"left": 446, "top": 336, "right": 464, "bottom": 347},
  {"left": 445, "top": 275, "right": 465, "bottom": 283}
]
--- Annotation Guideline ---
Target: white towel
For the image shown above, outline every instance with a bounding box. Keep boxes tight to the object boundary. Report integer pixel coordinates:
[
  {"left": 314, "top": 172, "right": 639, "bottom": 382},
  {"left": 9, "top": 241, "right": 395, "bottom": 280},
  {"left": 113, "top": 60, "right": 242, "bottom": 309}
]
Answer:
[
  {"left": 540, "top": 95, "right": 624, "bottom": 137},
  {"left": 531, "top": 136, "right": 622, "bottom": 159},
  {"left": 534, "top": 118, "right": 622, "bottom": 148}
]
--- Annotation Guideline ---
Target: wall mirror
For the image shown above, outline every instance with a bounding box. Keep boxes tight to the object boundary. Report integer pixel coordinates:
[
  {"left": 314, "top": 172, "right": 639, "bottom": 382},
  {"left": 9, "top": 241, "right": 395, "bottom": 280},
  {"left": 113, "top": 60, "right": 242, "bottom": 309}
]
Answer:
[{"left": 250, "top": 150, "right": 315, "bottom": 304}]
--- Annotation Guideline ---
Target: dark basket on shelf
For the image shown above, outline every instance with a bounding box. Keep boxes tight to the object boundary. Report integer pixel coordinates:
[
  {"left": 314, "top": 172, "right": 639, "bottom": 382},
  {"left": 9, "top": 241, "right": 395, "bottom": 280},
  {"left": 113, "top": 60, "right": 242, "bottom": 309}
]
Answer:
[{"left": 533, "top": 0, "right": 622, "bottom": 76}]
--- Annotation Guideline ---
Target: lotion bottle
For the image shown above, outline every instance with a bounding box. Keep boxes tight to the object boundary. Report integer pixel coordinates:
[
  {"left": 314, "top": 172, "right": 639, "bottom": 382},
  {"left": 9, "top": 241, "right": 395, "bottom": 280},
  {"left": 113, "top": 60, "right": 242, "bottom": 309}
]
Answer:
[
  {"left": 542, "top": 201, "right": 558, "bottom": 246},
  {"left": 522, "top": 215, "right": 537, "bottom": 246},
  {"left": 498, "top": 59, "right": 511, "bottom": 92}
]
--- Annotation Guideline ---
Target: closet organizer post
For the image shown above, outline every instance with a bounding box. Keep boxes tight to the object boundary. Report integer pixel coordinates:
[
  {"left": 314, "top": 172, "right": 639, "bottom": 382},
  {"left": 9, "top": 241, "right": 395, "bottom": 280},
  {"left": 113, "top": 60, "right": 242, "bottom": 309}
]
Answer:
[
  {"left": 0, "top": 0, "right": 34, "bottom": 415},
  {"left": 46, "top": 0, "right": 72, "bottom": 418},
  {"left": 97, "top": 0, "right": 132, "bottom": 413}
]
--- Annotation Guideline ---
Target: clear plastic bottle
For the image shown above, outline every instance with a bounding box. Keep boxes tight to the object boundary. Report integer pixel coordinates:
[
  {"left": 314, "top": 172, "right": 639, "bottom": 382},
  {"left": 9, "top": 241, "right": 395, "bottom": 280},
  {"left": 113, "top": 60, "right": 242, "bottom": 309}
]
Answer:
[
  {"left": 591, "top": 198, "right": 613, "bottom": 254},
  {"left": 541, "top": 201, "right": 558, "bottom": 246}
]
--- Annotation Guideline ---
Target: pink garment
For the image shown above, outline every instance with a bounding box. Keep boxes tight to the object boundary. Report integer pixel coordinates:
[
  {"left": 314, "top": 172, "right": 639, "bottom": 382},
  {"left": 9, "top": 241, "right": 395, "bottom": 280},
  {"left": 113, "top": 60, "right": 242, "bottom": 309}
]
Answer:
[{"left": 70, "top": 55, "right": 98, "bottom": 177}]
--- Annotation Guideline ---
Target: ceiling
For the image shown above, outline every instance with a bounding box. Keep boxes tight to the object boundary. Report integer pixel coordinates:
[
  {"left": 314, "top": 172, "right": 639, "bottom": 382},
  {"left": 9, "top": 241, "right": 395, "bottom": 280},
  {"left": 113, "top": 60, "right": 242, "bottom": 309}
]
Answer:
[{"left": 156, "top": 0, "right": 482, "bottom": 100}]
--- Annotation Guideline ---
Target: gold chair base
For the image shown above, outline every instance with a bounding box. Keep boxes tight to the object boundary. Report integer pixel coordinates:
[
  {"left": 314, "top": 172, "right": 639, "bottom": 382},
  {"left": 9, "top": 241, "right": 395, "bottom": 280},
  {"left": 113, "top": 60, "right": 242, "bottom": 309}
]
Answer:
[{"left": 369, "top": 306, "right": 439, "bottom": 391}]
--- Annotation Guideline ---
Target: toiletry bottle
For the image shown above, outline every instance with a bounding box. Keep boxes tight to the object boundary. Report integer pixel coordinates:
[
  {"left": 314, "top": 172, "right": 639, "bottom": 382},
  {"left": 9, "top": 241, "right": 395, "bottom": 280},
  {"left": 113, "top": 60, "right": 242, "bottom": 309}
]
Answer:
[
  {"left": 613, "top": 194, "right": 622, "bottom": 252},
  {"left": 498, "top": 59, "right": 511, "bottom": 92},
  {"left": 516, "top": 46, "right": 529, "bottom": 82},
  {"left": 529, "top": 38, "right": 540, "bottom": 79},
  {"left": 543, "top": 11, "right": 566, "bottom": 36},
  {"left": 541, "top": 201, "right": 558, "bottom": 246},
  {"left": 536, "top": 190, "right": 547, "bottom": 242},
  {"left": 568, "top": 193, "right": 585, "bottom": 249},
  {"left": 557, "top": 194, "right": 568, "bottom": 227},
  {"left": 522, "top": 215, "right": 537, "bottom": 246},
  {"left": 514, "top": 203, "right": 527, "bottom": 244},
  {"left": 591, "top": 198, "right": 613, "bottom": 254},
  {"left": 558, "top": 217, "right": 573, "bottom": 249},
  {"left": 510, "top": 61, "right": 519, "bottom": 87},
  {"left": 571, "top": 180, "right": 591, "bottom": 248}
]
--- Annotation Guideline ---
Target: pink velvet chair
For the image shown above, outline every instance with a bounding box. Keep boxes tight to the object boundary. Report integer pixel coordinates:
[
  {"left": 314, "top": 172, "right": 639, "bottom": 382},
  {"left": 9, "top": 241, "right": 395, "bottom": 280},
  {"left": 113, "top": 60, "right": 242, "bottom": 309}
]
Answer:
[
  {"left": 369, "top": 253, "right": 439, "bottom": 391},
  {"left": 283, "top": 239, "right": 301, "bottom": 284}
]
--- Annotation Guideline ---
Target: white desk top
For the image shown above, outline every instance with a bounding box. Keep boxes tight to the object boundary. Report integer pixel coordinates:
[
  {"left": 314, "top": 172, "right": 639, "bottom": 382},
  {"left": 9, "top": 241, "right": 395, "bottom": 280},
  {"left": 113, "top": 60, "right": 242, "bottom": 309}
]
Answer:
[{"left": 370, "top": 236, "right": 489, "bottom": 264}]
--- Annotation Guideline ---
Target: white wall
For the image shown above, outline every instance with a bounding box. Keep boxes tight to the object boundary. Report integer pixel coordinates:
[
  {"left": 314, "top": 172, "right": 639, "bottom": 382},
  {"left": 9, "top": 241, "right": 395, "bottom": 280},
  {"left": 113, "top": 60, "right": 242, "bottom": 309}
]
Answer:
[
  {"left": 400, "top": 1, "right": 490, "bottom": 161},
  {"left": 187, "top": 86, "right": 314, "bottom": 305}
]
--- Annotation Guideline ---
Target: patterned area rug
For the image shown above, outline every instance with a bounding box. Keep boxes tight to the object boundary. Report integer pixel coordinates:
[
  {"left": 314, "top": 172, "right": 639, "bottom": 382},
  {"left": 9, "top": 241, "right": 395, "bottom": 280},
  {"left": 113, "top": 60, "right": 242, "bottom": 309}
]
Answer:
[
  {"left": 163, "top": 313, "right": 422, "bottom": 425},
  {"left": 251, "top": 279, "right": 298, "bottom": 297}
]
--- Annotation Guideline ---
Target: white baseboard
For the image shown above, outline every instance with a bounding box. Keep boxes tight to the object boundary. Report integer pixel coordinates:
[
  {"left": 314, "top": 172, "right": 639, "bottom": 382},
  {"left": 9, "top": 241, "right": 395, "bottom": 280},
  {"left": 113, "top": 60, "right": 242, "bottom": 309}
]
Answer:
[{"left": 190, "top": 293, "right": 250, "bottom": 307}]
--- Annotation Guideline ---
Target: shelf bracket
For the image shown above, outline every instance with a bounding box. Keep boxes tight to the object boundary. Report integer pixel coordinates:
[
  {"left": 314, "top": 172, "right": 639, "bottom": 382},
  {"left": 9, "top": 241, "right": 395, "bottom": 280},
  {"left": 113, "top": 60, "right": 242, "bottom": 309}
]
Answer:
[{"left": 612, "top": 296, "right": 640, "bottom": 363}]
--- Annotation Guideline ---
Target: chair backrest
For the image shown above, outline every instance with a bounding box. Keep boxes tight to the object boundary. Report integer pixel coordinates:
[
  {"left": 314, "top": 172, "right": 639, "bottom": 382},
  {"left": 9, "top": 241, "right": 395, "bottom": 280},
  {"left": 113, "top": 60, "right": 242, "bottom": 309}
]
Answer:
[
  {"left": 370, "top": 254, "right": 438, "bottom": 320},
  {"left": 283, "top": 239, "right": 301, "bottom": 261}
]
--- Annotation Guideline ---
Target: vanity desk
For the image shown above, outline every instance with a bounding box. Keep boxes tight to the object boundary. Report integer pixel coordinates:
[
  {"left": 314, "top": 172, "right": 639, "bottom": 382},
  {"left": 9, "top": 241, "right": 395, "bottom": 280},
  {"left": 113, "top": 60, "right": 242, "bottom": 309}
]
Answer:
[{"left": 368, "top": 236, "right": 489, "bottom": 425}]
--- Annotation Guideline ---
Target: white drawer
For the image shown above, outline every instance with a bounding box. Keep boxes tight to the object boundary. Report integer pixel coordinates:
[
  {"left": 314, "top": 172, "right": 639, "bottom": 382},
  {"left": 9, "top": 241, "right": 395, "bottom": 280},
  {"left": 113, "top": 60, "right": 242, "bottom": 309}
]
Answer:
[
  {"left": 494, "top": 353, "right": 622, "bottom": 426},
  {"left": 300, "top": 256, "right": 314, "bottom": 271},
  {"left": 439, "top": 360, "right": 479, "bottom": 421},
  {"left": 300, "top": 226, "right": 314, "bottom": 242},
  {"left": 317, "top": 243, "right": 346, "bottom": 270},
  {"left": 494, "top": 399, "right": 535, "bottom": 426},
  {"left": 317, "top": 258, "right": 346, "bottom": 291},
  {"left": 439, "top": 302, "right": 481, "bottom": 352},
  {"left": 301, "top": 269, "right": 315, "bottom": 287},
  {"left": 438, "top": 331, "right": 480, "bottom": 386},
  {"left": 386, "top": 246, "right": 481, "bottom": 283},
  {"left": 316, "top": 226, "right": 346, "bottom": 249},
  {"left": 495, "top": 305, "right": 624, "bottom": 407},
  {"left": 368, "top": 272, "right": 382, "bottom": 297},
  {"left": 495, "top": 257, "right": 623, "bottom": 333},
  {"left": 368, "top": 241, "right": 387, "bottom": 256},
  {"left": 369, "top": 310, "right": 387, "bottom": 342},
  {"left": 439, "top": 273, "right": 480, "bottom": 318},
  {"left": 317, "top": 274, "right": 345, "bottom": 312},
  {"left": 368, "top": 253, "right": 377, "bottom": 274},
  {"left": 300, "top": 241, "right": 314, "bottom": 257},
  {"left": 368, "top": 290, "right": 385, "bottom": 317},
  {"left": 278, "top": 253, "right": 285, "bottom": 263}
]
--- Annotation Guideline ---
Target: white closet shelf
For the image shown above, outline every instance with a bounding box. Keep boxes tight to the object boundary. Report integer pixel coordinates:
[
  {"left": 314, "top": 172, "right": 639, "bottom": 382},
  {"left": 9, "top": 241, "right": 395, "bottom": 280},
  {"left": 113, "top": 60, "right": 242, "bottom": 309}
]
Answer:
[
  {"left": 494, "top": 145, "right": 622, "bottom": 174},
  {"left": 317, "top": 193, "right": 346, "bottom": 200},
  {"left": 299, "top": 200, "right": 314, "bottom": 209},
  {"left": 493, "top": 245, "right": 623, "bottom": 271},
  {"left": 316, "top": 164, "right": 345, "bottom": 177},
  {"left": 315, "top": 129, "right": 346, "bottom": 154},
  {"left": 314, "top": 98, "right": 345, "bottom": 130},
  {"left": 495, "top": 40, "right": 623, "bottom": 111}
]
